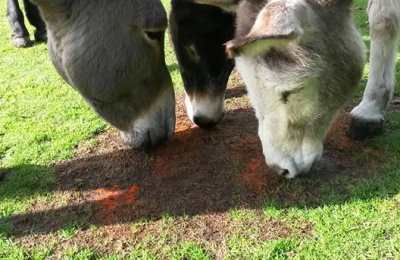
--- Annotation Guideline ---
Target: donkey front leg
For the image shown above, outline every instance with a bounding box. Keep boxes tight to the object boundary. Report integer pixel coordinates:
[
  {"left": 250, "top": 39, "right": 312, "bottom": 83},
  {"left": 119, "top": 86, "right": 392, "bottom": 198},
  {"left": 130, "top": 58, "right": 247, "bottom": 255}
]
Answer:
[
  {"left": 23, "top": 0, "right": 47, "bottom": 42},
  {"left": 6, "top": 0, "right": 32, "bottom": 47},
  {"left": 348, "top": 0, "right": 400, "bottom": 140}
]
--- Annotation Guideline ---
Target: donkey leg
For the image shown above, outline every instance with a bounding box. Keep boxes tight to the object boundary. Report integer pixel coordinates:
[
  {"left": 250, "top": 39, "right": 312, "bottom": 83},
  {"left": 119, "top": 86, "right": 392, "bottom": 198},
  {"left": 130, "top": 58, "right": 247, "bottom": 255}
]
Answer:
[
  {"left": 6, "top": 0, "right": 32, "bottom": 47},
  {"left": 23, "top": 0, "right": 47, "bottom": 42},
  {"left": 348, "top": 0, "right": 400, "bottom": 140}
]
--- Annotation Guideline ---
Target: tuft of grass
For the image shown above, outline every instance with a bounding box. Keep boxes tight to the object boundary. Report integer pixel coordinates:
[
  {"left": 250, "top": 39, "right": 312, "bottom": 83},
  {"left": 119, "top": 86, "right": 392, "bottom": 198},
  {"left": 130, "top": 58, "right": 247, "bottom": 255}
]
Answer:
[
  {"left": 130, "top": 218, "right": 152, "bottom": 233},
  {"left": 129, "top": 247, "right": 158, "bottom": 260},
  {"left": 26, "top": 246, "right": 55, "bottom": 260},
  {"left": 168, "top": 242, "right": 212, "bottom": 260},
  {"left": 64, "top": 247, "right": 100, "bottom": 260},
  {"left": 226, "top": 237, "right": 298, "bottom": 260},
  {"left": 59, "top": 221, "right": 82, "bottom": 239},
  {"left": 229, "top": 208, "right": 259, "bottom": 221}
]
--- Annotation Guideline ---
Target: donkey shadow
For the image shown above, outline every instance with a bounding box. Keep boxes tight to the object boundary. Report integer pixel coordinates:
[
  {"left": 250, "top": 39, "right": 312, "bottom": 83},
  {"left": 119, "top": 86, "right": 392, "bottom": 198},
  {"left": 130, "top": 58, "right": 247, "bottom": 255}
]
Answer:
[{"left": 2, "top": 103, "right": 399, "bottom": 238}]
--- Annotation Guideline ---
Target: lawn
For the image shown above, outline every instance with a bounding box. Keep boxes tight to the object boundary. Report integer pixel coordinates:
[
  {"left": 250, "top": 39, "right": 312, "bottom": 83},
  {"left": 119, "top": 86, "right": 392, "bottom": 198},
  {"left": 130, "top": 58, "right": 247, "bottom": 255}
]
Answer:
[{"left": 0, "top": 0, "right": 400, "bottom": 259}]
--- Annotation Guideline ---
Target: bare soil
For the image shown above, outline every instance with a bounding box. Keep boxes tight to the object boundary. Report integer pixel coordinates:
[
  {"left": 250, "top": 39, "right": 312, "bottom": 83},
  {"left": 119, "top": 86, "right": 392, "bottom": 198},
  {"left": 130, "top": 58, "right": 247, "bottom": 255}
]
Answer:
[{"left": 11, "top": 73, "right": 392, "bottom": 257}]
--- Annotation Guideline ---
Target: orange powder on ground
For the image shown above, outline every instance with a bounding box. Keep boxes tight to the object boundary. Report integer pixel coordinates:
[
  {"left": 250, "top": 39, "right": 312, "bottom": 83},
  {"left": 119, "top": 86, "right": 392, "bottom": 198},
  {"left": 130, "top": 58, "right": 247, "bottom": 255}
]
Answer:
[
  {"left": 122, "top": 184, "right": 140, "bottom": 204},
  {"left": 240, "top": 156, "right": 265, "bottom": 191},
  {"left": 326, "top": 118, "right": 354, "bottom": 151},
  {"left": 92, "top": 184, "right": 140, "bottom": 223}
]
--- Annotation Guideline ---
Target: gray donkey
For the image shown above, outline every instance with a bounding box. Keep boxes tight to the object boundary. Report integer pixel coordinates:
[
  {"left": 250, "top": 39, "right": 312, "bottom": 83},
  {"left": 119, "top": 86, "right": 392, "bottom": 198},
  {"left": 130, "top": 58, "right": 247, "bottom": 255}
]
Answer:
[
  {"left": 29, "top": 0, "right": 175, "bottom": 150},
  {"left": 194, "top": 0, "right": 365, "bottom": 178}
]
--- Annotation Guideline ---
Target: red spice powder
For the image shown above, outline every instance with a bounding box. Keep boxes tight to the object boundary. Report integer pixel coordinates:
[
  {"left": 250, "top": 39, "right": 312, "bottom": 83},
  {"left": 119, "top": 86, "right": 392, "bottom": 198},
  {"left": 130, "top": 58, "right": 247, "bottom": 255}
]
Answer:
[
  {"left": 122, "top": 184, "right": 140, "bottom": 204},
  {"left": 240, "top": 155, "right": 266, "bottom": 192},
  {"left": 92, "top": 184, "right": 140, "bottom": 223},
  {"left": 326, "top": 118, "right": 354, "bottom": 151}
]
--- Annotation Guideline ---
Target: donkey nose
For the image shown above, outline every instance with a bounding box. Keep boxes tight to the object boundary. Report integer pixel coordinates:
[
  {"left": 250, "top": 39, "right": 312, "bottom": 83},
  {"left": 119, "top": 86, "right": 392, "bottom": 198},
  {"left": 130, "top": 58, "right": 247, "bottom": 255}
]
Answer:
[
  {"left": 271, "top": 164, "right": 289, "bottom": 177},
  {"left": 270, "top": 164, "right": 292, "bottom": 178},
  {"left": 279, "top": 169, "right": 289, "bottom": 177},
  {"left": 193, "top": 115, "right": 217, "bottom": 128}
]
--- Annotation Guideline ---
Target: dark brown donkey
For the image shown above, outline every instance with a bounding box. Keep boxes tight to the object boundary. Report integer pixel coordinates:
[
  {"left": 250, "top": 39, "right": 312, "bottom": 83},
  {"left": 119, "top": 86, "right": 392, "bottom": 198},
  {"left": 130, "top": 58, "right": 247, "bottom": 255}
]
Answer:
[{"left": 169, "top": 0, "right": 236, "bottom": 128}]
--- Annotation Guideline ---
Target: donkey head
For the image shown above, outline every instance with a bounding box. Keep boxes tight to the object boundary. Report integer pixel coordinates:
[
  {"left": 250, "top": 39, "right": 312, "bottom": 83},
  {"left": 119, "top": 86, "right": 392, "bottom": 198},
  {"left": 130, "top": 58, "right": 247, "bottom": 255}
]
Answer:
[
  {"left": 170, "top": 0, "right": 236, "bottom": 128},
  {"left": 31, "top": 0, "right": 175, "bottom": 150},
  {"left": 226, "top": 0, "right": 365, "bottom": 178}
]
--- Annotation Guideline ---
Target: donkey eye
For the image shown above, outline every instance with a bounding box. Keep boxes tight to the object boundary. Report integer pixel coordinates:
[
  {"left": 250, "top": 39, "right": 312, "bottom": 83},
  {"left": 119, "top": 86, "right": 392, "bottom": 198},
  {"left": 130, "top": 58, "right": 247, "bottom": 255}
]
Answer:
[{"left": 144, "top": 30, "right": 164, "bottom": 44}]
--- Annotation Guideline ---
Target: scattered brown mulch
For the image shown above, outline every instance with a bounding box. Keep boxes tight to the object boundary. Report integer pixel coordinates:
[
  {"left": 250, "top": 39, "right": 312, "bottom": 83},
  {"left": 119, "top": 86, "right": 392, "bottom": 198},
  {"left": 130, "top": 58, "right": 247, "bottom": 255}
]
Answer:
[{"left": 11, "top": 74, "right": 393, "bottom": 257}]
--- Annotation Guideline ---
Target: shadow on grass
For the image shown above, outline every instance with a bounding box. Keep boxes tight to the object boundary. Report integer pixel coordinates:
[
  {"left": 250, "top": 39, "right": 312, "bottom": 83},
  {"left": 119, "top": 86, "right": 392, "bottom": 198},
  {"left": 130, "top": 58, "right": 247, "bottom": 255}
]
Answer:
[{"left": 1, "top": 103, "right": 400, "bottom": 238}]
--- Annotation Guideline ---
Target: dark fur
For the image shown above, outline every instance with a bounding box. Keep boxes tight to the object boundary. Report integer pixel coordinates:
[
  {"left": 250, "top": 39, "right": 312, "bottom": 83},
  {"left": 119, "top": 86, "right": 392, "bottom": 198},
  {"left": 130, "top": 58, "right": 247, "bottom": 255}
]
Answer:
[
  {"left": 169, "top": 0, "right": 236, "bottom": 126},
  {"left": 170, "top": 0, "right": 235, "bottom": 96},
  {"left": 6, "top": 0, "right": 46, "bottom": 47}
]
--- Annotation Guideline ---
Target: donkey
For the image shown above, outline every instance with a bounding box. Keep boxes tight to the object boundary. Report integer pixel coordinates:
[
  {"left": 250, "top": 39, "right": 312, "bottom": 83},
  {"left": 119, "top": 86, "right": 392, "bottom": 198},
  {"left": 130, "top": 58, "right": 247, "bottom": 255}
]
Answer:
[
  {"left": 30, "top": 0, "right": 176, "bottom": 150},
  {"left": 169, "top": 0, "right": 236, "bottom": 128},
  {"left": 191, "top": 0, "right": 364, "bottom": 178},
  {"left": 6, "top": 0, "right": 46, "bottom": 47},
  {"left": 347, "top": 0, "right": 400, "bottom": 140}
]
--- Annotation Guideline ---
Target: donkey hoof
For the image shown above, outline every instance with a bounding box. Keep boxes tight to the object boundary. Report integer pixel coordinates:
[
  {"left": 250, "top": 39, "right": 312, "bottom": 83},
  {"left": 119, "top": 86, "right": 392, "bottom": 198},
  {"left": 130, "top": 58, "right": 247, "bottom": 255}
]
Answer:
[
  {"left": 34, "top": 30, "right": 47, "bottom": 42},
  {"left": 347, "top": 116, "right": 383, "bottom": 140},
  {"left": 11, "top": 36, "right": 33, "bottom": 48}
]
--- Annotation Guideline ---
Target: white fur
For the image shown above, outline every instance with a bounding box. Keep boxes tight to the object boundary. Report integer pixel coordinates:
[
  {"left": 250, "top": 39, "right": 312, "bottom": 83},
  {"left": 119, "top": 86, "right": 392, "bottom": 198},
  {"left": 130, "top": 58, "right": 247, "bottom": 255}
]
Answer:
[
  {"left": 230, "top": 0, "right": 366, "bottom": 178},
  {"left": 185, "top": 93, "right": 226, "bottom": 124},
  {"left": 236, "top": 56, "right": 323, "bottom": 178},
  {"left": 350, "top": 0, "right": 400, "bottom": 123},
  {"left": 120, "top": 87, "right": 175, "bottom": 148}
]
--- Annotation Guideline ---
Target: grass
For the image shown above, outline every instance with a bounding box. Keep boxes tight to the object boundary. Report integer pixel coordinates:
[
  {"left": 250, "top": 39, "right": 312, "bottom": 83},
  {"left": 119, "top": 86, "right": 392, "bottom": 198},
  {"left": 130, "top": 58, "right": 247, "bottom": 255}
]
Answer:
[
  {"left": 59, "top": 221, "right": 82, "bottom": 239},
  {"left": 1, "top": 0, "right": 400, "bottom": 259},
  {"left": 168, "top": 243, "right": 212, "bottom": 260}
]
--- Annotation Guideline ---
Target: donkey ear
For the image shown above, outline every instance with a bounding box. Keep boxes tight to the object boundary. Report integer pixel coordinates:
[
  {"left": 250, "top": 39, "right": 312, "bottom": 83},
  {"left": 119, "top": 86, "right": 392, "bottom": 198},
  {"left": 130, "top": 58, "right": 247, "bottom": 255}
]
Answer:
[
  {"left": 225, "top": 29, "right": 302, "bottom": 58},
  {"left": 226, "top": 1, "right": 304, "bottom": 58}
]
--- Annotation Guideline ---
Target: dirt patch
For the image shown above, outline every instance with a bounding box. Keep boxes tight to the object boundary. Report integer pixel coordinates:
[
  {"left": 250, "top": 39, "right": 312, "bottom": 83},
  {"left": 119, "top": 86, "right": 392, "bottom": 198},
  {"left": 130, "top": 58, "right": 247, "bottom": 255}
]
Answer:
[{"left": 11, "top": 76, "right": 394, "bottom": 257}]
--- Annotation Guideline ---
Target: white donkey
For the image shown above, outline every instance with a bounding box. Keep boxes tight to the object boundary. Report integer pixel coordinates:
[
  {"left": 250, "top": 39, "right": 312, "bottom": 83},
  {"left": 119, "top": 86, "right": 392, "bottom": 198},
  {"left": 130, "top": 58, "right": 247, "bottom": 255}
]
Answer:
[
  {"left": 190, "top": 0, "right": 365, "bottom": 178},
  {"left": 348, "top": 0, "right": 400, "bottom": 140}
]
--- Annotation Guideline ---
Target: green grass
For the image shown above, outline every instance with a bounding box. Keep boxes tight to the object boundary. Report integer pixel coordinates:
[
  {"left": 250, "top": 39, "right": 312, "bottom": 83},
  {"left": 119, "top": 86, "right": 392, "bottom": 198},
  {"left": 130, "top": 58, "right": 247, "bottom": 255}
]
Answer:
[
  {"left": 168, "top": 243, "right": 212, "bottom": 260},
  {"left": 1, "top": 0, "right": 400, "bottom": 259},
  {"left": 59, "top": 221, "right": 82, "bottom": 239}
]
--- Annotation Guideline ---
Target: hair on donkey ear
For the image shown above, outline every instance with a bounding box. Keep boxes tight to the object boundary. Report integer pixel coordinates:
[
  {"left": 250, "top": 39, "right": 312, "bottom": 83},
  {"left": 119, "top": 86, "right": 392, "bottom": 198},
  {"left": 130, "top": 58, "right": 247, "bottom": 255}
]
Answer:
[
  {"left": 225, "top": 29, "right": 302, "bottom": 58},
  {"left": 226, "top": 1, "right": 305, "bottom": 58}
]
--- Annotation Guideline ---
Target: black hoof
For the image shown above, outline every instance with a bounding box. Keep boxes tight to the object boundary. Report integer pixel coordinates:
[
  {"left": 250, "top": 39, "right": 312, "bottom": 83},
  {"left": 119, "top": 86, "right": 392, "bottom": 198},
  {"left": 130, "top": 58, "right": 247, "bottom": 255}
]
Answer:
[
  {"left": 347, "top": 116, "right": 384, "bottom": 140},
  {"left": 34, "top": 30, "right": 47, "bottom": 42},
  {"left": 11, "top": 36, "right": 33, "bottom": 48}
]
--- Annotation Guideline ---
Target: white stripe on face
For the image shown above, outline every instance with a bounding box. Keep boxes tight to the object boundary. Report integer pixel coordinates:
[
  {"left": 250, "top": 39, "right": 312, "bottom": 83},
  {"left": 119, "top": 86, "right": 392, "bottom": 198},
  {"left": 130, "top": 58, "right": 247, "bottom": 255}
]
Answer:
[{"left": 185, "top": 92, "right": 226, "bottom": 126}]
